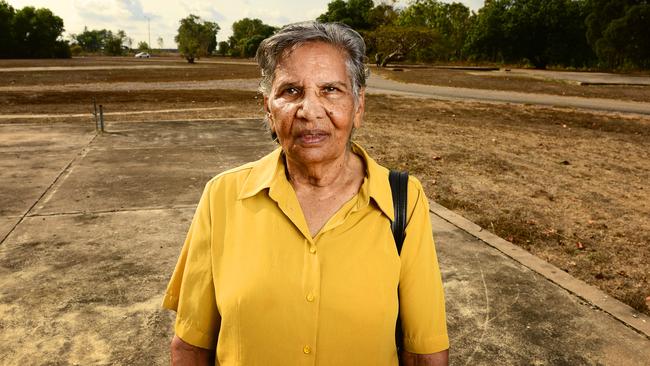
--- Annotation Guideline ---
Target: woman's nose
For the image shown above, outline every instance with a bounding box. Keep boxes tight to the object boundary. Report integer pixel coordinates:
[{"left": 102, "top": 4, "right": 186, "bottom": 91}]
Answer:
[{"left": 296, "top": 91, "right": 326, "bottom": 120}]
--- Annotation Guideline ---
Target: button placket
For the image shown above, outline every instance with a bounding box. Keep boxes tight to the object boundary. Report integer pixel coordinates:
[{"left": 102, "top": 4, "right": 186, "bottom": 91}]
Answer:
[{"left": 302, "top": 238, "right": 320, "bottom": 362}]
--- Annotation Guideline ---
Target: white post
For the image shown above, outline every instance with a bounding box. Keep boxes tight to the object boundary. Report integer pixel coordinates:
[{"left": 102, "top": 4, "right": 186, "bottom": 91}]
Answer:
[{"left": 147, "top": 17, "right": 151, "bottom": 49}]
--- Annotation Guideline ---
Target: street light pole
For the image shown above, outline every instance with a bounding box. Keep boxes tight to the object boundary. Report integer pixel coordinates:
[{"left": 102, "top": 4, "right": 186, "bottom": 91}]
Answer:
[{"left": 146, "top": 16, "right": 151, "bottom": 49}]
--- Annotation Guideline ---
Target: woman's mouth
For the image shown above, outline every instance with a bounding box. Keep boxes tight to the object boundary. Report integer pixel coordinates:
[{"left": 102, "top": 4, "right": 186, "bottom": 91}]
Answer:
[{"left": 297, "top": 130, "right": 328, "bottom": 144}]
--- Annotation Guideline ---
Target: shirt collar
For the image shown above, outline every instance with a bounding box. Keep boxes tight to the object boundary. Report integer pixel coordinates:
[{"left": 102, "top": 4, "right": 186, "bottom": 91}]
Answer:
[
  {"left": 237, "top": 142, "right": 395, "bottom": 221},
  {"left": 352, "top": 143, "right": 394, "bottom": 221},
  {"left": 237, "top": 146, "right": 283, "bottom": 200}
]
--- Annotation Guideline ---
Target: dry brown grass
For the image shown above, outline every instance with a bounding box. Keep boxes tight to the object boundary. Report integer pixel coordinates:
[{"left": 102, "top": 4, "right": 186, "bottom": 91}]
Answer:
[
  {"left": 357, "top": 95, "right": 650, "bottom": 315},
  {"left": 0, "top": 64, "right": 259, "bottom": 86}
]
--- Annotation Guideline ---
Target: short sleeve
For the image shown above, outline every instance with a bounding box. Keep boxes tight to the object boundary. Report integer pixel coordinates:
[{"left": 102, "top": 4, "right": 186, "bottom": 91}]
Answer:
[
  {"left": 398, "top": 178, "right": 449, "bottom": 354},
  {"left": 162, "top": 181, "right": 220, "bottom": 350}
]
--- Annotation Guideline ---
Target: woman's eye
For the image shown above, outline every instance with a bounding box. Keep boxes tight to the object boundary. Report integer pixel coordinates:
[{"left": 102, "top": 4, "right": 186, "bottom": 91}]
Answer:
[
  {"left": 324, "top": 86, "right": 338, "bottom": 93},
  {"left": 285, "top": 87, "right": 299, "bottom": 95}
]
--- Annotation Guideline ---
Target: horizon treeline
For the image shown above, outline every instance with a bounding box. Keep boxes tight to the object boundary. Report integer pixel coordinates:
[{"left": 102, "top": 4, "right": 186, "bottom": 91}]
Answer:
[
  {"left": 317, "top": 0, "right": 649, "bottom": 70},
  {"left": 2, "top": 0, "right": 648, "bottom": 70},
  {"left": 0, "top": 1, "right": 70, "bottom": 58}
]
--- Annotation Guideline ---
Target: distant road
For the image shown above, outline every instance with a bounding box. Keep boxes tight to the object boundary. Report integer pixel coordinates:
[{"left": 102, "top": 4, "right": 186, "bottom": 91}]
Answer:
[{"left": 367, "top": 74, "right": 650, "bottom": 116}]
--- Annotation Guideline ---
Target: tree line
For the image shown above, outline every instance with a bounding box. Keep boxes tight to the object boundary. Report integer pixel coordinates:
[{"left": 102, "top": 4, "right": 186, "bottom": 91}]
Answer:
[
  {"left": 176, "top": 0, "right": 650, "bottom": 69},
  {"left": 0, "top": 1, "right": 70, "bottom": 58},
  {"left": 318, "top": 0, "right": 649, "bottom": 69},
  {"left": 2, "top": 0, "right": 647, "bottom": 70},
  {"left": 176, "top": 16, "right": 276, "bottom": 62}
]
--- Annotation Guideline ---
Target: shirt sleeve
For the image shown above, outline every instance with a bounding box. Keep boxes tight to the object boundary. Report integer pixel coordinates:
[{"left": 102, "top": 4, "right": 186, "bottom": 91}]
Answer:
[
  {"left": 398, "top": 177, "right": 449, "bottom": 354},
  {"left": 162, "top": 181, "right": 220, "bottom": 350}
]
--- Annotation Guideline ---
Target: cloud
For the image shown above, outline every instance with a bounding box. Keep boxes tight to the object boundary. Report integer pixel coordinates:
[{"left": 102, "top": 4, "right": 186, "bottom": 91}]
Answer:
[
  {"left": 73, "top": 0, "right": 156, "bottom": 23},
  {"left": 240, "top": 7, "right": 292, "bottom": 27},
  {"left": 440, "top": 0, "right": 483, "bottom": 11},
  {"left": 179, "top": 0, "right": 225, "bottom": 22}
]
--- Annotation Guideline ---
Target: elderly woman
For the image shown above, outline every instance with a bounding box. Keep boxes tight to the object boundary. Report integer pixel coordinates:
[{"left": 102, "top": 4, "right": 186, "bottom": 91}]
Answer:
[{"left": 162, "top": 22, "right": 449, "bottom": 365}]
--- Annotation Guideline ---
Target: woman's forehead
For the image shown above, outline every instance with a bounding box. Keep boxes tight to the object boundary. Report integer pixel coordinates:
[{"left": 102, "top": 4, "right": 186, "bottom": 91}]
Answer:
[{"left": 274, "top": 42, "right": 349, "bottom": 80}]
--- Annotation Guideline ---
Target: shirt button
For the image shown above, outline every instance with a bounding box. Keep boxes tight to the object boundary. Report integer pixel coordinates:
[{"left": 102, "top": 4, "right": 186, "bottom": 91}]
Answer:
[
  {"left": 309, "top": 246, "right": 317, "bottom": 254},
  {"left": 306, "top": 293, "right": 315, "bottom": 302},
  {"left": 303, "top": 345, "right": 312, "bottom": 354}
]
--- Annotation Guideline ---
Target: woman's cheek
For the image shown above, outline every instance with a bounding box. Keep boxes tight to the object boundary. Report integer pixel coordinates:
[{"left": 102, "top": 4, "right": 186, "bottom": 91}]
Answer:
[{"left": 272, "top": 99, "right": 295, "bottom": 114}]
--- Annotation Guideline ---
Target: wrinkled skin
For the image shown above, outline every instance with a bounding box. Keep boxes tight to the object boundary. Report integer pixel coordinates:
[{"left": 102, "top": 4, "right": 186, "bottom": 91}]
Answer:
[{"left": 264, "top": 41, "right": 364, "bottom": 178}]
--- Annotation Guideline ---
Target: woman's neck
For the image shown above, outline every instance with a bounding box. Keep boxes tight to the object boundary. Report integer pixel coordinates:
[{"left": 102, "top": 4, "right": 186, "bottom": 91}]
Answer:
[
  {"left": 285, "top": 148, "right": 366, "bottom": 237},
  {"left": 285, "top": 149, "right": 363, "bottom": 191}
]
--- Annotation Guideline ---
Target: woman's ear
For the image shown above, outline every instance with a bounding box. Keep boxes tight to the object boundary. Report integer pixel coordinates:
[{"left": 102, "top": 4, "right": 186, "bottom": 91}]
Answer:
[
  {"left": 353, "top": 88, "right": 365, "bottom": 129},
  {"left": 263, "top": 96, "right": 270, "bottom": 114},
  {"left": 264, "top": 96, "right": 275, "bottom": 130}
]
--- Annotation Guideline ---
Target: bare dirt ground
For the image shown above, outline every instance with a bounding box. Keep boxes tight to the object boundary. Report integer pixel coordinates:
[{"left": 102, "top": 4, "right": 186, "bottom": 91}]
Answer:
[
  {"left": 374, "top": 66, "right": 650, "bottom": 103},
  {"left": 0, "top": 89, "right": 262, "bottom": 116},
  {"left": 1, "top": 57, "right": 648, "bottom": 318},
  {"left": 0, "top": 55, "right": 240, "bottom": 68},
  {"left": 358, "top": 97, "right": 649, "bottom": 315},
  {"left": 0, "top": 62, "right": 259, "bottom": 86}
]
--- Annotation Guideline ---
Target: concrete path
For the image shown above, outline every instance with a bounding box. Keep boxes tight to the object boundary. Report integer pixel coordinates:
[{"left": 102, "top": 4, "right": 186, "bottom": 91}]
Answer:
[
  {"left": 431, "top": 203, "right": 650, "bottom": 364},
  {"left": 1, "top": 118, "right": 647, "bottom": 365},
  {"left": 366, "top": 74, "right": 650, "bottom": 115}
]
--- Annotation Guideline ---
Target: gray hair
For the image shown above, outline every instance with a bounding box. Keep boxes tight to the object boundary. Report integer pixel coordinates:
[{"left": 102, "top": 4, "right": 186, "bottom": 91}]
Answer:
[{"left": 255, "top": 21, "right": 369, "bottom": 102}]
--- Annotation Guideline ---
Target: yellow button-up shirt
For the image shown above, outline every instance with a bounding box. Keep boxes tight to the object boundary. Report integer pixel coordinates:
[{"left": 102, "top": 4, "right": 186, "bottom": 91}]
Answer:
[{"left": 162, "top": 143, "right": 448, "bottom": 365}]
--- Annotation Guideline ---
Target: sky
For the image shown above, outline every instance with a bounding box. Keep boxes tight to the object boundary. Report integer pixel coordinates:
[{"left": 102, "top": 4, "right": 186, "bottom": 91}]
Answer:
[{"left": 6, "top": 0, "right": 484, "bottom": 48}]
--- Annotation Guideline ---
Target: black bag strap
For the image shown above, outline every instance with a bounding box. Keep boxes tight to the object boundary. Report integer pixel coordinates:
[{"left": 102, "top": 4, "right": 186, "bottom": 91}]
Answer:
[
  {"left": 389, "top": 170, "right": 408, "bottom": 358},
  {"left": 389, "top": 170, "right": 409, "bottom": 254}
]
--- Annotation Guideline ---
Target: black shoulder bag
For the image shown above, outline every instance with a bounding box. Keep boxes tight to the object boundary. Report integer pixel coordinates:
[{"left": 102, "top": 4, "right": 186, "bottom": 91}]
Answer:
[{"left": 389, "top": 170, "right": 408, "bottom": 355}]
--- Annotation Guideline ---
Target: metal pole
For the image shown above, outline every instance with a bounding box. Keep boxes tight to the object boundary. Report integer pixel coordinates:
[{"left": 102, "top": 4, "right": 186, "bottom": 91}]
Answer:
[
  {"left": 93, "top": 98, "right": 98, "bottom": 131},
  {"left": 99, "top": 105, "right": 105, "bottom": 133},
  {"left": 147, "top": 17, "right": 151, "bottom": 49}
]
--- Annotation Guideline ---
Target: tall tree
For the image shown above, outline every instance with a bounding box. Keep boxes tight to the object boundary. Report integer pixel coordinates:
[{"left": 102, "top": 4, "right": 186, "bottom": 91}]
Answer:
[
  {"left": 228, "top": 18, "right": 275, "bottom": 57},
  {"left": 217, "top": 41, "right": 230, "bottom": 56},
  {"left": 367, "top": 2, "right": 399, "bottom": 28},
  {"left": 365, "top": 25, "right": 441, "bottom": 66},
  {"left": 317, "top": 0, "right": 375, "bottom": 30},
  {"left": 586, "top": 0, "right": 650, "bottom": 68},
  {"left": 71, "top": 27, "right": 111, "bottom": 53},
  {"left": 464, "top": 0, "right": 593, "bottom": 68},
  {"left": 585, "top": 0, "right": 630, "bottom": 49},
  {"left": 10, "top": 5, "right": 68, "bottom": 58},
  {"left": 0, "top": 1, "right": 15, "bottom": 57},
  {"left": 463, "top": 0, "right": 510, "bottom": 61},
  {"left": 103, "top": 30, "right": 128, "bottom": 56},
  {"left": 398, "top": 0, "right": 471, "bottom": 60},
  {"left": 175, "top": 14, "right": 220, "bottom": 63},
  {"left": 601, "top": 4, "right": 650, "bottom": 68},
  {"left": 137, "top": 41, "right": 150, "bottom": 51}
]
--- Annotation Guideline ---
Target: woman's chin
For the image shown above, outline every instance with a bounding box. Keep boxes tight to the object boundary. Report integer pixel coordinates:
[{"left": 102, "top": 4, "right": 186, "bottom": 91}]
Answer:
[{"left": 287, "top": 145, "right": 346, "bottom": 166}]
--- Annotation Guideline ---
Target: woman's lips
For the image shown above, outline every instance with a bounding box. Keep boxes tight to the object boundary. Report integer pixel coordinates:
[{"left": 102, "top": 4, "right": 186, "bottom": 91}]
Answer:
[{"left": 297, "top": 130, "right": 328, "bottom": 144}]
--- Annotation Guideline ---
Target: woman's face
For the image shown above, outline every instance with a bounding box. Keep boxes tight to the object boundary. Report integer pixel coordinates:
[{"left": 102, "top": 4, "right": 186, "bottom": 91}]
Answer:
[{"left": 264, "top": 42, "right": 365, "bottom": 167}]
